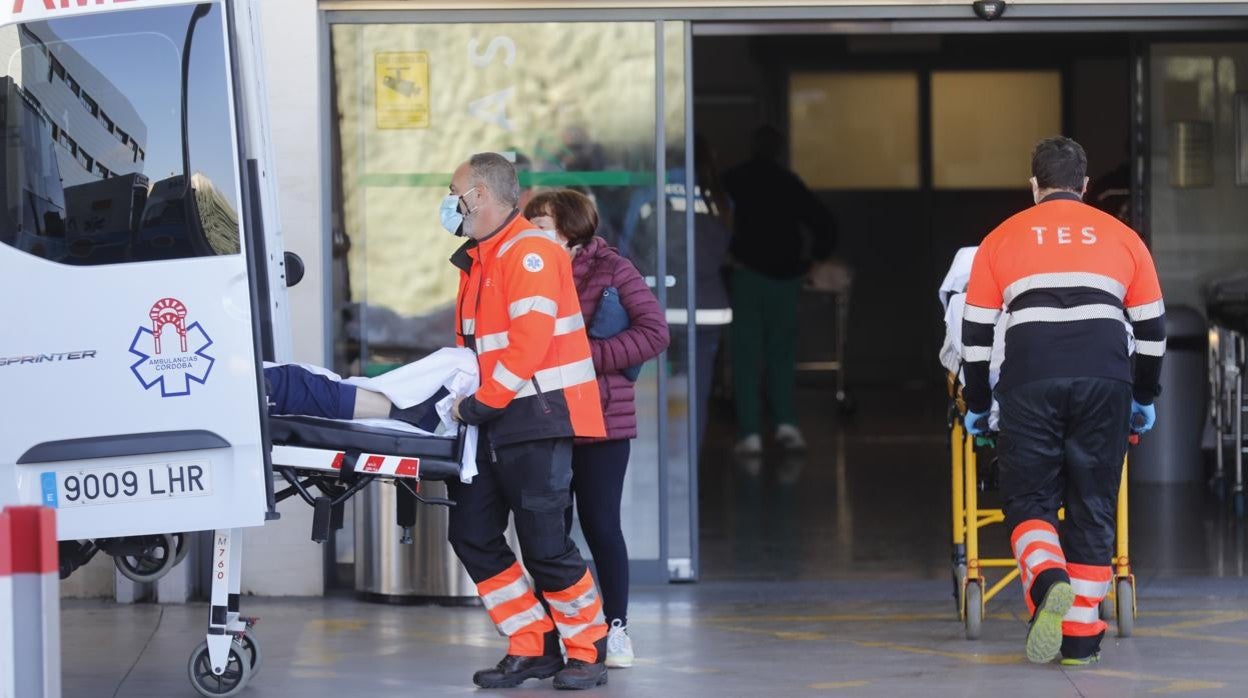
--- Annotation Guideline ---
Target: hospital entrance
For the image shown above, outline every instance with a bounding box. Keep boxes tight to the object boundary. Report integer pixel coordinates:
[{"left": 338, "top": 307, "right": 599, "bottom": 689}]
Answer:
[{"left": 15, "top": 2, "right": 1248, "bottom": 696}]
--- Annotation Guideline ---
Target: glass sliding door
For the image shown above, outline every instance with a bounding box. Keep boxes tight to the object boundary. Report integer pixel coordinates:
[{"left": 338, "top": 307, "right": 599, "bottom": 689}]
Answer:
[{"left": 328, "top": 16, "right": 696, "bottom": 582}]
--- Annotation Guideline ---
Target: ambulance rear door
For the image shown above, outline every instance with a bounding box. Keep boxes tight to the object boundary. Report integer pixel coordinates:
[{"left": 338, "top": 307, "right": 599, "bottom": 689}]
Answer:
[{"left": 0, "top": 0, "right": 272, "bottom": 539}]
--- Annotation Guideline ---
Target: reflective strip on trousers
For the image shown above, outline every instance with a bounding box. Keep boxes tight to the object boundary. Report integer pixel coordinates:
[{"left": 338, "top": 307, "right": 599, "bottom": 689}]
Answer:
[
  {"left": 481, "top": 575, "right": 533, "bottom": 611},
  {"left": 1012, "top": 528, "right": 1062, "bottom": 562},
  {"left": 1023, "top": 549, "right": 1065, "bottom": 574},
  {"left": 462, "top": 319, "right": 475, "bottom": 335},
  {"left": 1071, "top": 578, "right": 1111, "bottom": 600},
  {"left": 1063, "top": 604, "right": 1100, "bottom": 625},
  {"left": 1003, "top": 272, "right": 1126, "bottom": 305},
  {"left": 554, "top": 609, "right": 607, "bottom": 639},
  {"left": 497, "top": 602, "right": 551, "bottom": 637},
  {"left": 547, "top": 587, "right": 599, "bottom": 617}
]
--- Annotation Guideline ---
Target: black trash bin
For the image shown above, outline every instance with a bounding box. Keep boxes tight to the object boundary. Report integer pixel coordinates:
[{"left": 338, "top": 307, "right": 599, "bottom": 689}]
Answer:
[{"left": 1131, "top": 305, "right": 1207, "bottom": 483}]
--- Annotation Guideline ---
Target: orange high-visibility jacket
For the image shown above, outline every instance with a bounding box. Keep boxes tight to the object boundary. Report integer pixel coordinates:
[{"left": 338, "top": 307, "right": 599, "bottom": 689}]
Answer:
[
  {"left": 452, "top": 212, "right": 607, "bottom": 446},
  {"left": 960, "top": 192, "right": 1166, "bottom": 415}
]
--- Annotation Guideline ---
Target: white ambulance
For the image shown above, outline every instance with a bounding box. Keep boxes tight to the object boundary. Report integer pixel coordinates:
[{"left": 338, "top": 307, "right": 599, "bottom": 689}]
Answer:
[{"left": 0, "top": 1, "right": 290, "bottom": 694}]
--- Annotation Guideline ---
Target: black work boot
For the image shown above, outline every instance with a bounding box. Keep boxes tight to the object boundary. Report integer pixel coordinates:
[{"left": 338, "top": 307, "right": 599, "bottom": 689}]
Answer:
[
  {"left": 553, "top": 637, "right": 608, "bottom": 690},
  {"left": 472, "top": 655, "right": 563, "bottom": 689},
  {"left": 473, "top": 632, "right": 563, "bottom": 689}
]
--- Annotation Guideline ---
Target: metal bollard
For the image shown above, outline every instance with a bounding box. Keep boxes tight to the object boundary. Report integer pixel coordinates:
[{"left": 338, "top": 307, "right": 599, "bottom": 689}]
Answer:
[{"left": 5, "top": 506, "right": 61, "bottom": 698}]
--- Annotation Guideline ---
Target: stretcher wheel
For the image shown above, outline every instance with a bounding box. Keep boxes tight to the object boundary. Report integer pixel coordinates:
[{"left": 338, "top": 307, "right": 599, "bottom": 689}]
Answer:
[
  {"left": 1115, "top": 578, "right": 1135, "bottom": 638},
  {"left": 173, "top": 532, "right": 192, "bottom": 568},
  {"left": 964, "top": 582, "right": 983, "bottom": 640},
  {"left": 1234, "top": 492, "right": 1245, "bottom": 519},
  {"left": 235, "top": 634, "right": 262, "bottom": 678},
  {"left": 1099, "top": 595, "right": 1113, "bottom": 621},
  {"left": 951, "top": 564, "right": 967, "bottom": 618},
  {"left": 188, "top": 640, "right": 251, "bottom": 697},
  {"left": 114, "top": 533, "right": 179, "bottom": 584}
]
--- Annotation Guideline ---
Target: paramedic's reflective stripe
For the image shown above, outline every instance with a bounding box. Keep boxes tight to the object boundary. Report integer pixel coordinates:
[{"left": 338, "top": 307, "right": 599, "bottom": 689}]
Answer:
[
  {"left": 962, "top": 346, "right": 992, "bottom": 363},
  {"left": 481, "top": 575, "right": 533, "bottom": 611},
  {"left": 1127, "top": 299, "right": 1166, "bottom": 322},
  {"left": 1007, "top": 304, "right": 1125, "bottom": 329},
  {"left": 1063, "top": 605, "right": 1100, "bottom": 624},
  {"left": 963, "top": 305, "right": 1002, "bottom": 324},
  {"left": 477, "top": 314, "right": 586, "bottom": 355},
  {"left": 1136, "top": 339, "right": 1166, "bottom": 357},
  {"left": 547, "top": 587, "right": 599, "bottom": 617},
  {"left": 1011, "top": 520, "right": 1067, "bottom": 614},
  {"left": 498, "top": 602, "right": 551, "bottom": 637},
  {"left": 1003, "top": 272, "right": 1126, "bottom": 305},
  {"left": 516, "top": 358, "right": 597, "bottom": 398},
  {"left": 497, "top": 229, "right": 559, "bottom": 258},
  {"left": 509, "top": 295, "right": 559, "bottom": 320},
  {"left": 543, "top": 569, "right": 607, "bottom": 663},
  {"left": 1063, "top": 563, "right": 1113, "bottom": 636},
  {"left": 475, "top": 562, "right": 554, "bottom": 654},
  {"left": 462, "top": 319, "right": 475, "bottom": 335},
  {"left": 493, "top": 361, "right": 528, "bottom": 393},
  {"left": 1071, "top": 578, "right": 1111, "bottom": 600}
]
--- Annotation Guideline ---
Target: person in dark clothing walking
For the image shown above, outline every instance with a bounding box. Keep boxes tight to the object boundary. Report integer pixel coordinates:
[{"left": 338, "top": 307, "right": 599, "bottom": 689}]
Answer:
[
  {"left": 722, "top": 125, "right": 837, "bottom": 454},
  {"left": 525, "top": 189, "right": 669, "bottom": 670},
  {"left": 961, "top": 136, "right": 1165, "bottom": 667}
]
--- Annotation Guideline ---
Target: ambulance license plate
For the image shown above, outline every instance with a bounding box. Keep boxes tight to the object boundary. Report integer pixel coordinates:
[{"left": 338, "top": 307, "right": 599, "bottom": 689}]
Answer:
[{"left": 42, "top": 460, "right": 212, "bottom": 508}]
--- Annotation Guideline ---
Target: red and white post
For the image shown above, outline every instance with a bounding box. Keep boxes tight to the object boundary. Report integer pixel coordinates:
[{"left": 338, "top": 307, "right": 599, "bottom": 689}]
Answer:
[
  {"left": 4, "top": 506, "right": 60, "bottom": 698},
  {"left": 1, "top": 509, "right": 14, "bottom": 698}
]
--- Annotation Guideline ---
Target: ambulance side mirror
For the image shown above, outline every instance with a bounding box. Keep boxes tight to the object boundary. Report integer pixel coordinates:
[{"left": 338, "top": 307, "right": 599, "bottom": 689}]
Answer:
[{"left": 284, "top": 251, "right": 305, "bottom": 287}]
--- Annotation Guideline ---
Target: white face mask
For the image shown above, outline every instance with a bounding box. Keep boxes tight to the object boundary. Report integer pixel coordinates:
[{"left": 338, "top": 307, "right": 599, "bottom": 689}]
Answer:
[{"left": 439, "top": 194, "right": 464, "bottom": 235}]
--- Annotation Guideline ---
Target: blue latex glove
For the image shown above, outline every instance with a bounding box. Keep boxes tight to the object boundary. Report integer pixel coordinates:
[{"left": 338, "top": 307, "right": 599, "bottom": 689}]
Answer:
[
  {"left": 964, "top": 409, "right": 990, "bottom": 436},
  {"left": 1131, "top": 401, "right": 1156, "bottom": 434}
]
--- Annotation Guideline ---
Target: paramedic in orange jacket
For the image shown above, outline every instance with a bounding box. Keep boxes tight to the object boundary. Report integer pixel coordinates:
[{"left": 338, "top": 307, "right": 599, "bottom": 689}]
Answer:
[
  {"left": 443, "top": 153, "right": 610, "bottom": 691},
  {"left": 961, "top": 137, "right": 1165, "bottom": 668}
]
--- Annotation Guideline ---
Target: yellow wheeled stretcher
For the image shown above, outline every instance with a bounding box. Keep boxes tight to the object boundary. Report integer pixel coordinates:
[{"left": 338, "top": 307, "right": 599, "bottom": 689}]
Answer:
[{"left": 946, "top": 374, "right": 1138, "bottom": 640}]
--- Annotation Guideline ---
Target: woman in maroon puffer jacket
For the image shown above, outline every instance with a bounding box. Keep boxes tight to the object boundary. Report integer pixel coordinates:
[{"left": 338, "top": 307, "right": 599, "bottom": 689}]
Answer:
[{"left": 524, "top": 189, "right": 669, "bottom": 669}]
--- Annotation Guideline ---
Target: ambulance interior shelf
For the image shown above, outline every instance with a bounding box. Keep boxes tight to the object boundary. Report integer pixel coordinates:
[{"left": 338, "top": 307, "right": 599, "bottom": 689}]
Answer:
[{"left": 268, "top": 415, "right": 463, "bottom": 544}]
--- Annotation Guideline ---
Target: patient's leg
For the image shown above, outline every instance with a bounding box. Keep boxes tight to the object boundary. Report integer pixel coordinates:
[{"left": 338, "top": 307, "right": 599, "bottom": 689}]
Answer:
[
  {"left": 352, "top": 388, "right": 392, "bottom": 419},
  {"left": 264, "top": 365, "right": 448, "bottom": 431},
  {"left": 265, "top": 365, "right": 357, "bottom": 419}
]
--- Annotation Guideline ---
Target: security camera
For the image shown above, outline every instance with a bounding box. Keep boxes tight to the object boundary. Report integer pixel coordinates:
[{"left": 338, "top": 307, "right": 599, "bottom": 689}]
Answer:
[{"left": 972, "top": 0, "right": 1007, "bottom": 20}]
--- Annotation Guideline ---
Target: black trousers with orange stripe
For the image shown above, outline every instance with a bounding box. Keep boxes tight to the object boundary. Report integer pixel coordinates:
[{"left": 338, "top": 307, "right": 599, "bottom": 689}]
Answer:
[
  {"left": 447, "top": 437, "right": 607, "bottom": 663},
  {"left": 997, "top": 377, "right": 1132, "bottom": 658}
]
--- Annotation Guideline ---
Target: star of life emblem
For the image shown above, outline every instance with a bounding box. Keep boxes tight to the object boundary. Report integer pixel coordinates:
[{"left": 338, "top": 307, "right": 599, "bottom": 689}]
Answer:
[
  {"left": 128, "top": 298, "right": 215, "bottom": 397},
  {"left": 522, "top": 252, "right": 544, "bottom": 273}
]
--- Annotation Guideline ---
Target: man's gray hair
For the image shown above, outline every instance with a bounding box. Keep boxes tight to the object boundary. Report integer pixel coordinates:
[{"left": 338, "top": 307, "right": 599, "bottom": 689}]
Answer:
[{"left": 468, "top": 152, "right": 521, "bottom": 208}]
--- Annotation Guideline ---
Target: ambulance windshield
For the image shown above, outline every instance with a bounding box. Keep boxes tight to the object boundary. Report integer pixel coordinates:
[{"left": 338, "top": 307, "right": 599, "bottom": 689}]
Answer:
[{"left": 0, "top": 3, "right": 241, "bottom": 266}]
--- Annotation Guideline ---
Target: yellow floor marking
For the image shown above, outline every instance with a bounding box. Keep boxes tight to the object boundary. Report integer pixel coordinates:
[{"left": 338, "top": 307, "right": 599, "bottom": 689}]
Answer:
[
  {"left": 810, "top": 680, "right": 870, "bottom": 689},
  {"left": 853, "top": 640, "right": 1023, "bottom": 665},
  {"left": 1132, "top": 628, "right": 1248, "bottom": 648},
  {"left": 1085, "top": 669, "right": 1226, "bottom": 694},
  {"left": 1136, "top": 611, "right": 1248, "bottom": 632}
]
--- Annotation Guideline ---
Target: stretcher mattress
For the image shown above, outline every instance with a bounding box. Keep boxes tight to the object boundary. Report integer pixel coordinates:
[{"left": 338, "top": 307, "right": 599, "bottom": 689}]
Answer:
[{"left": 269, "top": 415, "right": 460, "bottom": 480}]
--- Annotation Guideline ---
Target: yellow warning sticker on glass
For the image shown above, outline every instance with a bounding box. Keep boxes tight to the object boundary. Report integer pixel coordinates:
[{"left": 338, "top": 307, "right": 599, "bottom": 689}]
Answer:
[{"left": 375, "top": 52, "right": 429, "bottom": 129}]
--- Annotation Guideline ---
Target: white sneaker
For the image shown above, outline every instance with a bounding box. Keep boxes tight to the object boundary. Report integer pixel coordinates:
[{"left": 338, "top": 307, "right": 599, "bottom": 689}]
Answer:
[
  {"left": 775, "top": 424, "right": 806, "bottom": 451},
  {"left": 605, "top": 619, "right": 634, "bottom": 668},
  {"left": 734, "top": 433, "right": 763, "bottom": 456}
]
